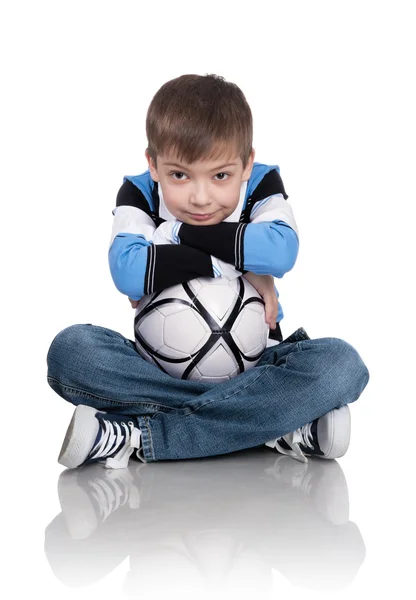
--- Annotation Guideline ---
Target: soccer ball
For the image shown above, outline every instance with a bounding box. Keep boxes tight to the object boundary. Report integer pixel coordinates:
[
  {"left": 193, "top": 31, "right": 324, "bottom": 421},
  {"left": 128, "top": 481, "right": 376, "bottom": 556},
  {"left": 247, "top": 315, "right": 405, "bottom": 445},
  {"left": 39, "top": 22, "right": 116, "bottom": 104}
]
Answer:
[{"left": 134, "top": 276, "right": 269, "bottom": 383}]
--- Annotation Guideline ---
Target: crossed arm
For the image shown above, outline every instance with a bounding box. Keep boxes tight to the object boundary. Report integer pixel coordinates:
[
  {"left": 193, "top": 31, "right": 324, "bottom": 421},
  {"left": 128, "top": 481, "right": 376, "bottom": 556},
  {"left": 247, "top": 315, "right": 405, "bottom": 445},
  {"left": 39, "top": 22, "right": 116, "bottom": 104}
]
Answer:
[
  {"left": 129, "top": 222, "right": 286, "bottom": 329},
  {"left": 109, "top": 170, "right": 300, "bottom": 328},
  {"left": 109, "top": 193, "right": 298, "bottom": 297}
]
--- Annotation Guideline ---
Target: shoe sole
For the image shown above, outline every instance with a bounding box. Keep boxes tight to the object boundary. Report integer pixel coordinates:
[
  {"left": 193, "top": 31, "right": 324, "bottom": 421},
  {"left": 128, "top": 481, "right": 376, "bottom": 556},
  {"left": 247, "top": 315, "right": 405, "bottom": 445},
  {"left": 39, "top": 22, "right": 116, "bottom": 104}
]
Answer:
[
  {"left": 317, "top": 405, "right": 351, "bottom": 459},
  {"left": 58, "top": 405, "right": 100, "bottom": 469}
]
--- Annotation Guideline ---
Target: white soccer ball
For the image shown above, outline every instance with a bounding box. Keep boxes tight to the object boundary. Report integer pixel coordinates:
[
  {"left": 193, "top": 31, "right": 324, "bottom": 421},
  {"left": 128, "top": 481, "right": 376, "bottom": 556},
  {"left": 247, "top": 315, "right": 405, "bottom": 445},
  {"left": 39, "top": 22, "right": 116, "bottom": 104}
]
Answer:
[{"left": 134, "top": 276, "right": 269, "bottom": 383}]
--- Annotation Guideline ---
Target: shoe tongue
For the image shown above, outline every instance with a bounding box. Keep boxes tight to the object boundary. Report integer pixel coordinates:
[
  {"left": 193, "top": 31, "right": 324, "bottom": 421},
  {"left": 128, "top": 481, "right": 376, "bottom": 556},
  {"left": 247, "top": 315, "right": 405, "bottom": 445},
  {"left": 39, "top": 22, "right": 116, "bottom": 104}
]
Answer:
[
  {"left": 299, "top": 419, "right": 324, "bottom": 456},
  {"left": 94, "top": 412, "right": 108, "bottom": 439}
]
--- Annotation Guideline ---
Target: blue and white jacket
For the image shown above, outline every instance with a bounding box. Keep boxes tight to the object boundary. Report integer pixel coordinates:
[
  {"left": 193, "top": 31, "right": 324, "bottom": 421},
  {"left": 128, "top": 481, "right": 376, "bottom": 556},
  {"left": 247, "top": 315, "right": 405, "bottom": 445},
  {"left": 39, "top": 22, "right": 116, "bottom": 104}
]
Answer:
[{"left": 109, "top": 162, "right": 299, "bottom": 326}]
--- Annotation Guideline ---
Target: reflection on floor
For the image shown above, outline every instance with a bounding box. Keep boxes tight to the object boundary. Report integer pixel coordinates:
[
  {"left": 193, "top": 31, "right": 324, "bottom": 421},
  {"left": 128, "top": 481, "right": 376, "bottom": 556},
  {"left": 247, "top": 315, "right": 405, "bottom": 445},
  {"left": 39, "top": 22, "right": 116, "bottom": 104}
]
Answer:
[{"left": 44, "top": 447, "right": 365, "bottom": 596}]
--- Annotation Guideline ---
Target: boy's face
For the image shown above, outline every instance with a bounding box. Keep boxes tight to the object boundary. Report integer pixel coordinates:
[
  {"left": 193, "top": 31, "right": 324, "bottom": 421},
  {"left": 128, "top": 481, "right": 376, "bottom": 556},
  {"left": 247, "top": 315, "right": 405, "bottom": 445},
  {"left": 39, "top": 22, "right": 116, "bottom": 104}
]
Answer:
[{"left": 145, "top": 147, "right": 255, "bottom": 225}]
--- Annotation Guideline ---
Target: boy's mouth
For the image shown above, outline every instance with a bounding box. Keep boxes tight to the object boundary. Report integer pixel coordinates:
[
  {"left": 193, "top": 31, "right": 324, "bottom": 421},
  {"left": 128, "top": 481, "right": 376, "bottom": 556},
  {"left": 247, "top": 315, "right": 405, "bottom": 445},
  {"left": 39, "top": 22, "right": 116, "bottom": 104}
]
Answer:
[{"left": 189, "top": 212, "right": 217, "bottom": 221}]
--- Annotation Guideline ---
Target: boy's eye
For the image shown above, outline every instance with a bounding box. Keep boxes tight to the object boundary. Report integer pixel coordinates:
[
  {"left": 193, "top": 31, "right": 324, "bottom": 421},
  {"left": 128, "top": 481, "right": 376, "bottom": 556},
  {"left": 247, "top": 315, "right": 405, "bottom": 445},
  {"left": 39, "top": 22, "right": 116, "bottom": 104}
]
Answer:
[
  {"left": 170, "top": 172, "right": 187, "bottom": 180},
  {"left": 169, "top": 172, "right": 230, "bottom": 181}
]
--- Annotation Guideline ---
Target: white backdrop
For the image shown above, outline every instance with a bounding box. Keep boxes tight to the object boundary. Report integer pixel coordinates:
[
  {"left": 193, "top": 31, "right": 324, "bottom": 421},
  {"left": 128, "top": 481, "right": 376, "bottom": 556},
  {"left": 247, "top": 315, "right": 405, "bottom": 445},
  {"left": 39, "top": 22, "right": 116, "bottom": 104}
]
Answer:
[{"left": 1, "top": 1, "right": 415, "bottom": 598}]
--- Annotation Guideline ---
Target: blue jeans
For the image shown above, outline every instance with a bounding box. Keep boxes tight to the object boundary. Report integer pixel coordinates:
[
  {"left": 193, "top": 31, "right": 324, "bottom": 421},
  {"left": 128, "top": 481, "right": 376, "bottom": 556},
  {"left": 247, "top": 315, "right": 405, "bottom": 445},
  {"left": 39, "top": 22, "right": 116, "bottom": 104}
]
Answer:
[{"left": 46, "top": 324, "right": 370, "bottom": 463}]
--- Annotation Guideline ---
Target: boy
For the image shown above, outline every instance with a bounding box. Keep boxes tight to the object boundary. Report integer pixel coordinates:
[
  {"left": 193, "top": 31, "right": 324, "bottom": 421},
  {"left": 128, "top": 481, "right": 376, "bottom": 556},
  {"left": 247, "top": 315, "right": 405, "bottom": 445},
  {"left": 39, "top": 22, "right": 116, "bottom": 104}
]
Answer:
[{"left": 47, "top": 73, "right": 370, "bottom": 469}]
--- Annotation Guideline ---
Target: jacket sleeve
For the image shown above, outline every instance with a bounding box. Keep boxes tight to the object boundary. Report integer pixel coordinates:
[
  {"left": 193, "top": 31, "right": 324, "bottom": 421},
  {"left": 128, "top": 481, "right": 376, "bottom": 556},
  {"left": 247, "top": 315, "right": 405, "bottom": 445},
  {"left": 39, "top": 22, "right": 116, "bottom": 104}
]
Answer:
[
  {"left": 108, "top": 180, "right": 214, "bottom": 299},
  {"left": 178, "top": 169, "right": 299, "bottom": 278}
]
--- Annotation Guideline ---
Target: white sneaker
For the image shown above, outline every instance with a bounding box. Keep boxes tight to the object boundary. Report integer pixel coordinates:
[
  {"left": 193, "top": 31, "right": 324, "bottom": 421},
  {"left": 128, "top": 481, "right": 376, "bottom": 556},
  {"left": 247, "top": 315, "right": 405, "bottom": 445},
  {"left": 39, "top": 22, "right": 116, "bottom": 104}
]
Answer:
[
  {"left": 58, "top": 405, "right": 144, "bottom": 469},
  {"left": 265, "top": 405, "right": 351, "bottom": 463}
]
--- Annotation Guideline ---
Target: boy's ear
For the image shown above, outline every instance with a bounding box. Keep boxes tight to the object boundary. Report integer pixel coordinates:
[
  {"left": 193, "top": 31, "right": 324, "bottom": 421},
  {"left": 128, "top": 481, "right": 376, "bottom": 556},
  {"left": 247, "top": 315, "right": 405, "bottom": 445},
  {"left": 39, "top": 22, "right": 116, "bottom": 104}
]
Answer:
[
  {"left": 242, "top": 148, "right": 255, "bottom": 181},
  {"left": 145, "top": 149, "right": 159, "bottom": 182}
]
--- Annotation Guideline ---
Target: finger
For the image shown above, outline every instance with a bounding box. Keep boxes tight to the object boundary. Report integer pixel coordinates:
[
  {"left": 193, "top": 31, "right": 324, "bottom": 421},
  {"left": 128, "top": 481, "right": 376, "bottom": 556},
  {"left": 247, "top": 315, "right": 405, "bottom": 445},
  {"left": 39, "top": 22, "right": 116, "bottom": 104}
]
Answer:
[
  {"left": 263, "top": 293, "right": 275, "bottom": 327},
  {"left": 271, "top": 301, "right": 278, "bottom": 327},
  {"left": 272, "top": 303, "right": 278, "bottom": 328},
  {"left": 265, "top": 296, "right": 278, "bottom": 329}
]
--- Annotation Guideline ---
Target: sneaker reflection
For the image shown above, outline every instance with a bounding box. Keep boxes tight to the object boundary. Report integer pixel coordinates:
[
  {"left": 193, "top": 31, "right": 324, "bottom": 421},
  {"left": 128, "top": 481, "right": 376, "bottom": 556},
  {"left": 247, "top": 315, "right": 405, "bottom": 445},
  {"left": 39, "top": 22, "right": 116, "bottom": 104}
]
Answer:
[{"left": 44, "top": 448, "right": 365, "bottom": 595}]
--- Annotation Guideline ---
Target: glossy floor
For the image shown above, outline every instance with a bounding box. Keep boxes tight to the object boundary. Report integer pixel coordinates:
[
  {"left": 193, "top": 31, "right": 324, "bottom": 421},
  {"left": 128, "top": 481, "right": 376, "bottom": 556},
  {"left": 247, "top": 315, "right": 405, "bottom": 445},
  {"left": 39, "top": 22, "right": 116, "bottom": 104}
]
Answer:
[{"left": 7, "top": 385, "right": 413, "bottom": 600}]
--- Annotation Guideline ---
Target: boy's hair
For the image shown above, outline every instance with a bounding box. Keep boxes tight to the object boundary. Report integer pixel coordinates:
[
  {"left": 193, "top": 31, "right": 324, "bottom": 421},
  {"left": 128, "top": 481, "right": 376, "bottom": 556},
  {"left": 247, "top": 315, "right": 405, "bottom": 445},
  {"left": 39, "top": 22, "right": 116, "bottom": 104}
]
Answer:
[{"left": 146, "top": 73, "right": 253, "bottom": 170}]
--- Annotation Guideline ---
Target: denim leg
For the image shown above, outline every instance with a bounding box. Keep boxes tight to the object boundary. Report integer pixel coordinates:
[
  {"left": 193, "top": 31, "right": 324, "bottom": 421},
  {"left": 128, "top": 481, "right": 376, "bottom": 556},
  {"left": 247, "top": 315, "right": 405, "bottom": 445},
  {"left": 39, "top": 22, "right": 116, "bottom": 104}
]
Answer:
[{"left": 47, "top": 324, "right": 370, "bottom": 462}]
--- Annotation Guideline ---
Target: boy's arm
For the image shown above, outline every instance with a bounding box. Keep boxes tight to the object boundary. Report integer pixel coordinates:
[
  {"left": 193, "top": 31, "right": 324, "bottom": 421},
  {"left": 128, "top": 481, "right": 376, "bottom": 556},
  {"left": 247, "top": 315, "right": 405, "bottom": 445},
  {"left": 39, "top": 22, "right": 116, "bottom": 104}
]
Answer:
[
  {"left": 177, "top": 169, "right": 299, "bottom": 278},
  {"left": 109, "top": 181, "right": 215, "bottom": 300}
]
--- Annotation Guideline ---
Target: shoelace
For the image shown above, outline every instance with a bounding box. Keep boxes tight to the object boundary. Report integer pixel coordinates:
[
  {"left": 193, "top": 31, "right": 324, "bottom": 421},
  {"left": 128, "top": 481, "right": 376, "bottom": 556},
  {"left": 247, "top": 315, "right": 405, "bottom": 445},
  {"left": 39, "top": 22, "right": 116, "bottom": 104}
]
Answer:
[
  {"left": 88, "top": 418, "right": 142, "bottom": 469},
  {"left": 267, "top": 422, "right": 316, "bottom": 464}
]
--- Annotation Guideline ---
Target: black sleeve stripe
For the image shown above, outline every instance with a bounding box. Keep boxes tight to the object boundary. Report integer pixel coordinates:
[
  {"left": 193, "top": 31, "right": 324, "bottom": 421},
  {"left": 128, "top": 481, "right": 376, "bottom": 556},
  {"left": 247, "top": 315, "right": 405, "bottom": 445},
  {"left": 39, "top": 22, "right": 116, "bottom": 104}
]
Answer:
[
  {"left": 144, "top": 243, "right": 156, "bottom": 295},
  {"left": 240, "top": 169, "right": 289, "bottom": 223},
  {"left": 235, "top": 223, "right": 248, "bottom": 272},
  {"left": 149, "top": 244, "right": 214, "bottom": 295},
  {"left": 116, "top": 180, "right": 154, "bottom": 218},
  {"left": 250, "top": 169, "right": 288, "bottom": 203},
  {"left": 179, "top": 222, "right": 240, "bottom": 267}
]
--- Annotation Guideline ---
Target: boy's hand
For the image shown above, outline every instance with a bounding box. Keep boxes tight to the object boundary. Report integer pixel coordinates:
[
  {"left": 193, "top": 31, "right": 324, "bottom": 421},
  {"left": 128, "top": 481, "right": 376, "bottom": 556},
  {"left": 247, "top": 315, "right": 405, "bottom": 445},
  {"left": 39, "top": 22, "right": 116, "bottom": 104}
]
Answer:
[
  {"left": 129, "top": 298, "right": 139, "bottom": 309},
  {"left": 242, "top": 272, "right": 278, "bottom": 330}
]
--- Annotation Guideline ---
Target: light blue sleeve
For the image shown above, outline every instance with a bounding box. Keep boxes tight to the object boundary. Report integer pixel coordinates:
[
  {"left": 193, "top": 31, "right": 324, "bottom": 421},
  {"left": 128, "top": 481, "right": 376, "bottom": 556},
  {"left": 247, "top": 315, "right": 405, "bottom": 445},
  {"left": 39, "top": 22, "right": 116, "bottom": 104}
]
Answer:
[
  {"left": 108, "top": 233, "right": 152, "bottom": 300},
  {"left": 243, "top": 220, "right": 299, "bottom": 278}
]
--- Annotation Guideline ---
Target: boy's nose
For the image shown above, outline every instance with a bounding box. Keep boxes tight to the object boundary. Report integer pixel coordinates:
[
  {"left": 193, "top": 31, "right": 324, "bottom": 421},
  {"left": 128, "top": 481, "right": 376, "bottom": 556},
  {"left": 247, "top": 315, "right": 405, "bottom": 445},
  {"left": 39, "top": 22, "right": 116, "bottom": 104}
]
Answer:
[
  {"left": 190, "top": 200, "right": 212, "bottom": 209},
  {"left": 190, "top": 193, "right": 213, "bottom": 208}
]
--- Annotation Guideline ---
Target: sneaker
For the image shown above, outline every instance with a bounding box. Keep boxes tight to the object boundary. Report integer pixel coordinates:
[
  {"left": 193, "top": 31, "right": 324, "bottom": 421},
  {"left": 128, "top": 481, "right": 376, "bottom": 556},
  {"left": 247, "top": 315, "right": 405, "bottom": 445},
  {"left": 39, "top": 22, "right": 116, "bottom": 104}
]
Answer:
[
  {"left": 265, "top": 405, "right": 351, "bottom": 463},
  {"left": 58, "top": 404, "right": 144, "bottom": 469}
]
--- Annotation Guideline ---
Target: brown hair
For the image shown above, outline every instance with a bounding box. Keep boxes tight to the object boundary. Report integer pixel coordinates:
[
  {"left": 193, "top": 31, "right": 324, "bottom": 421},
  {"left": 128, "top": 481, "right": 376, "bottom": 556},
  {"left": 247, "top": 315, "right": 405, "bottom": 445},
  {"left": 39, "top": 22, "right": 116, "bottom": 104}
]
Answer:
[{"left": 146, "top": 73, "right": 253, "bottom": 170}]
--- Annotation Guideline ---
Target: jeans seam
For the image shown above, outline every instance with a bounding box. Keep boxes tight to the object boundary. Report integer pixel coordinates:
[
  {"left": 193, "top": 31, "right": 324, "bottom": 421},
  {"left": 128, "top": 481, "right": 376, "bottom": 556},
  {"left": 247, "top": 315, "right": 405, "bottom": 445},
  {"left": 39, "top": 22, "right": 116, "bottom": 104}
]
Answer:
[
  {"left": 280, "top": 341, "right": 302, "bottom": 369},
  {"left": 47, "top": 376, "right": 171, "bottom": 411},
  {"left": 139, "top": 416, "right": 155, "bottom": 461}
]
